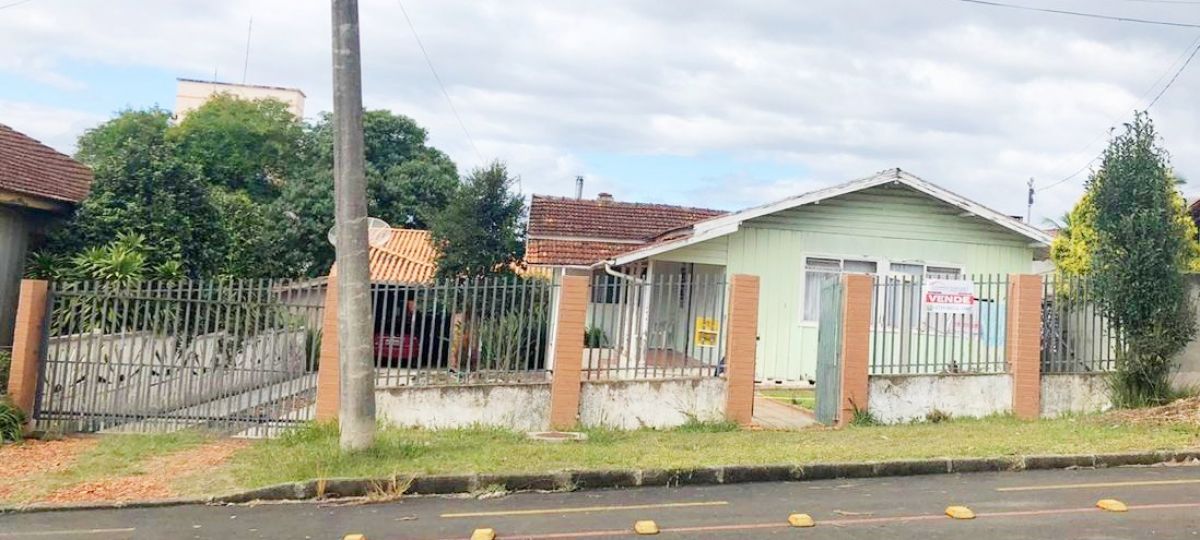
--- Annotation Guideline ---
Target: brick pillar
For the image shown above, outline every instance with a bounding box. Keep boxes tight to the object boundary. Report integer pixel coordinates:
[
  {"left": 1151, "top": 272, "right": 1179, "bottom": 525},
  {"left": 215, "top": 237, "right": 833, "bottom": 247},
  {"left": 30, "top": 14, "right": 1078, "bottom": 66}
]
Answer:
[
  {"left": 1007, "top": 274, "right": 1042, "bottom": 420},
  {"left": 8, "top": 280, "right": 49, "bottom": 420},
  {"left": 725, "top": 274, "right": 760, "bottom": 426},
  {"left": 548, "top": 275, "right": 588, "bottom": 430},
  {"left": 315, "top": 278, "right": 341, "bottom": 422},
  {"left": 838, "top": 274, "right": 872, "bottom": 427}
]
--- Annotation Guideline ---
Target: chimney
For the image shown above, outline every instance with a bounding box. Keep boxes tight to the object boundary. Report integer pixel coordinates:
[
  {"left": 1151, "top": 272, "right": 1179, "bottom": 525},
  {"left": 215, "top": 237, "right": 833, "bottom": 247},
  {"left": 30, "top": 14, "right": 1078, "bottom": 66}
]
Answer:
[
  {"left": 597, "top": 192, "right": 614, "bottom": 204},
  {"left": 575, "top": 176, "right": 584, "bottom": 199}
]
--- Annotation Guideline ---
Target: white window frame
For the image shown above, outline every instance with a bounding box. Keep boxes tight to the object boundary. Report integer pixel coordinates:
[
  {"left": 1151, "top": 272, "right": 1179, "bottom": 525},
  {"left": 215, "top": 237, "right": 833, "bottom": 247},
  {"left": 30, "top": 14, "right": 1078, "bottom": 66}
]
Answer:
[{"left": 797, "top": 256, "right": 965, "bottom": 327}]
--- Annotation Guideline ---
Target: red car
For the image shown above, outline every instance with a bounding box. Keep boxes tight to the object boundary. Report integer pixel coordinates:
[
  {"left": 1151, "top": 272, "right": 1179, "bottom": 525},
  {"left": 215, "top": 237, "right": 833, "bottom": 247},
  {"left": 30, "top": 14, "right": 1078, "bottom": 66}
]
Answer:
[{"left": 373, "top": 333, "right": 420, "bottom": 363}]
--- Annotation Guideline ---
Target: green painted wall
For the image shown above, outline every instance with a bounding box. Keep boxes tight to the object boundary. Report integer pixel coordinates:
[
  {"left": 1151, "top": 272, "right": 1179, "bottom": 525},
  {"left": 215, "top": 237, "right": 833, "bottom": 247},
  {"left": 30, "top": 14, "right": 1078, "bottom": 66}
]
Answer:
[{"left": 652, "top": 184, "right": 1036, "bottom": 383}]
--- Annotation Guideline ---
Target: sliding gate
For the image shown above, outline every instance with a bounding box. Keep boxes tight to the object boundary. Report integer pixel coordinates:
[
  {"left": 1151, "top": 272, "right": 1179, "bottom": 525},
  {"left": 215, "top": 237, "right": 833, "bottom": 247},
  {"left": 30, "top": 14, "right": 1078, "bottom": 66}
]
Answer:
[{"left": 31, "top": 280, "right": 322, "bottom": 437}]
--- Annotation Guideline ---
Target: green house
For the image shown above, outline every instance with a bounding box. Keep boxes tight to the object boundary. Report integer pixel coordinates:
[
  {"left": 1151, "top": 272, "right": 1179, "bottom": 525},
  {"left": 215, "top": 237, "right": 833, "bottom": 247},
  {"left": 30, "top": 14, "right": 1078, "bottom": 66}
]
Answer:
[{"left": 528, "top": 168, "right": 1052, "bottom": 384}]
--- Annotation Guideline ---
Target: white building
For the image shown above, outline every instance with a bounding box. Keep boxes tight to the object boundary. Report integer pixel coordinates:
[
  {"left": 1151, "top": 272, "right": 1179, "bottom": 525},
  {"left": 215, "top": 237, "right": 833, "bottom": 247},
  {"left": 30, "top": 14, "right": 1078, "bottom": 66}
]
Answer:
[{"left": 174, "top": 78, "right": 306, "bottom": 120}]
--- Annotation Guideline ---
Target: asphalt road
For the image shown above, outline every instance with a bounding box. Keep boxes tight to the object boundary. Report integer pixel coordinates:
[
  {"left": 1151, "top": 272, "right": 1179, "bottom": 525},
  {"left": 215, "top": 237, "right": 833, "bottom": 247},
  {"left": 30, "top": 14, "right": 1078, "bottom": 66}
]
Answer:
[{"left": 2, "top": 465, "right": 1199, "bottom": 539}]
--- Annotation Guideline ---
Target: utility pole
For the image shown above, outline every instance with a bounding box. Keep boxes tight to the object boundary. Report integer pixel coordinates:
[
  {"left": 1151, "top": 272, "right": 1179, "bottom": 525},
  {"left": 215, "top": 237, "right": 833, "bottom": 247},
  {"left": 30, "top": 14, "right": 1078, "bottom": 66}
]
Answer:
[
  {"left": 1026, "top": 177, "right": 1035, "bottom": 223},
  {"left": 331, "top": 0, "right": 375, "bottom": 451}
]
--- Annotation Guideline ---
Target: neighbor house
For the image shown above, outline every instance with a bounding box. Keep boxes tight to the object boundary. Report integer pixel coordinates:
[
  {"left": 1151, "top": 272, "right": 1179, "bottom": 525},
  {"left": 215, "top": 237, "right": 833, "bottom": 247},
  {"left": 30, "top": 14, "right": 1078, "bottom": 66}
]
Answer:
[
  {"left": 0, "top": 123, "right": 93, "bottom": 346},
  {"left": 528, "top": 168, "right": 1052, "bottom": 384}
]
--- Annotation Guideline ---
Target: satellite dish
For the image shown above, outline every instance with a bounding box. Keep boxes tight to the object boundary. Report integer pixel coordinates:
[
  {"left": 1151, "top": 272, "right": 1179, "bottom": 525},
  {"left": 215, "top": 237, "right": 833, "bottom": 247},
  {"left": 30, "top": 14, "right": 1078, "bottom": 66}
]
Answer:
[{"left": 327, "top": 217, "right": 394, "bottom": 248}]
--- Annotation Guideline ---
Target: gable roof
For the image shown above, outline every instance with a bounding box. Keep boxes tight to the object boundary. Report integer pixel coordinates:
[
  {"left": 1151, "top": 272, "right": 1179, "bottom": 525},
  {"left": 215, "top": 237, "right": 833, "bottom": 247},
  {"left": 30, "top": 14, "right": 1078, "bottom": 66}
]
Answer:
[
  {"left": 331, "top": 228, "right": 437, "bottom": 284},
  {"left": 527, "top": 195, "right": 725, "bottom": 265},
  {"left": 0, "top": 123, "right": 93, "bottom": 206},
  {"left": 605, "top": 168, "right": 1054, "bottom": 267}
]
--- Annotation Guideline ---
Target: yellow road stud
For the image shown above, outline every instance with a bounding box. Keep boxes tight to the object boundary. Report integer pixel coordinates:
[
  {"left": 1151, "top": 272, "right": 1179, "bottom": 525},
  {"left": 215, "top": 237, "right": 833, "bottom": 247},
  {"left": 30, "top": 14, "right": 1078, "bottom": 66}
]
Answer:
[
  {"left": 788, "top": 513, "right": 816, "bottom": 527},
  {"left": 470, "top": 528, "right": 496, "bottom": 540},
  {"left": 343, "top": 535, "right": 367, "bottom": 540},
  {"left": 634, "top": 520, "right": 660, "bottom": 535},
  {"left": 1097, "top": 499, "right": 1128, "bottom": 512},
  {"left": 945, "top": 506, "right": 975, "bottom": 520}
]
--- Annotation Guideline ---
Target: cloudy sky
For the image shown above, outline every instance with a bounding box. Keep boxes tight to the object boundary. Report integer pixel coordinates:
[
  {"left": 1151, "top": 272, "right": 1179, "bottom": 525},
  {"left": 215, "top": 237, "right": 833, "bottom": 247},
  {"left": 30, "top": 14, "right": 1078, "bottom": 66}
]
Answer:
[{"left": 2, "top": 0, "right": 1200, "bottom": 224}]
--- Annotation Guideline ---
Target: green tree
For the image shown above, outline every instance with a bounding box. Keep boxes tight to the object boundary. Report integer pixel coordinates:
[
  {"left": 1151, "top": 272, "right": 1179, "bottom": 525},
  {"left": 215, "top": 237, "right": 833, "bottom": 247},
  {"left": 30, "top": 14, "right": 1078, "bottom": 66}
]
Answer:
[
  {"left": 430, "top": 161, "right": 525, "bottom": 279},
  {"left": 1087, "top": 112, "right": 1196, "bottom": 406},
  {"left": 43, "top": 108, "right": 223, "bottom": 277},
  {"left": 170, "top": 94, "right": 306, "bottom": 200}
]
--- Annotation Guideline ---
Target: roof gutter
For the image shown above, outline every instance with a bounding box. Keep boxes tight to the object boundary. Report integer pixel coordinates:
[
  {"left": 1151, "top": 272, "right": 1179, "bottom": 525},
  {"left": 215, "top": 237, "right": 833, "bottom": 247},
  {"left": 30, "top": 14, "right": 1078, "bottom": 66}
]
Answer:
[{"left": 603, "top": 261, "right": 645, "bottom": 284}]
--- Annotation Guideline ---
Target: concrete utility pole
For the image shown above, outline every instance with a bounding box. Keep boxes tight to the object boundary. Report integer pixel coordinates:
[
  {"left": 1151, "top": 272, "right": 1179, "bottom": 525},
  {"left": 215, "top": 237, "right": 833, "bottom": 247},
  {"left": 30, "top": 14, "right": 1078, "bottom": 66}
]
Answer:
[{"left": 331, "top": 0, "right": 375, "bottom": 451}]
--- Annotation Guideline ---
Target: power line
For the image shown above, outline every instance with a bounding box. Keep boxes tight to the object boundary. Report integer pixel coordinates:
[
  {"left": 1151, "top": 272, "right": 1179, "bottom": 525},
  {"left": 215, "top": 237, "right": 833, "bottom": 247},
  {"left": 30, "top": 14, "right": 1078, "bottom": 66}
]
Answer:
[
  {"left": 1116, "top": 0, "right": 1200, "bottom": 4},
  {"left": 396, "top": 0, "right": 486, "bottom": 168},
  {"left": 1148, "top": 38, "right": 1200, "bottom": 107},
  {"left": 1037, "top": 35, "right": 1200, "bottom": 193},
  {"left": 954, "top": 0, "right": 1200, "bottom": 28},
  {"left": 0, "top": 0, "right": 36, "bottom": 10}
]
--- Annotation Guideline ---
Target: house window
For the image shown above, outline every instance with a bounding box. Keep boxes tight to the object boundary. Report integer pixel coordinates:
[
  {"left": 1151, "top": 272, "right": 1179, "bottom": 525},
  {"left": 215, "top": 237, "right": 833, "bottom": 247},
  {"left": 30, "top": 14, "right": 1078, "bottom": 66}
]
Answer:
[
  {"left": 802, "top": 257, "right": 877, "bottom": 321},
  {"left": 880, "top": 262, "right": 965, "bottom": 327}
]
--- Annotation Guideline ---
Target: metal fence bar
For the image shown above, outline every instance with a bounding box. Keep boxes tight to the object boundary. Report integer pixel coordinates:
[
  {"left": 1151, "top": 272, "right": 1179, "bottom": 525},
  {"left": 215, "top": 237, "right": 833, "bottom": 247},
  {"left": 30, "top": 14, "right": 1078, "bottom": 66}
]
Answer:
[{"left": 868, "top": 274, "right": 1010, "bottom": 375}]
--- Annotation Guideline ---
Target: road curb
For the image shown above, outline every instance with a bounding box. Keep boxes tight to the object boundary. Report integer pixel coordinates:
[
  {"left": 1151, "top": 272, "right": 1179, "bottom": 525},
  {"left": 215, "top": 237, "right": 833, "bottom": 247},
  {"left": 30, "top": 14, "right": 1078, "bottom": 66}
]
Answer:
[{"left": 2, "top": 449, "right": 1197, "bottom": 513}]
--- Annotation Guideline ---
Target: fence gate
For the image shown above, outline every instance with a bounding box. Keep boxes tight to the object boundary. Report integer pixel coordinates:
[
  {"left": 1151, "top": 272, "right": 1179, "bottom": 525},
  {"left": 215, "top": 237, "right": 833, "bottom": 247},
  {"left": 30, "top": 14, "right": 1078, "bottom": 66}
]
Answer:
[
  {"left": 814, "top": 280, "right": 843, "bottom": 425},
  {"left": 31, "top": 280, "right": 322, "bottom": 437}
]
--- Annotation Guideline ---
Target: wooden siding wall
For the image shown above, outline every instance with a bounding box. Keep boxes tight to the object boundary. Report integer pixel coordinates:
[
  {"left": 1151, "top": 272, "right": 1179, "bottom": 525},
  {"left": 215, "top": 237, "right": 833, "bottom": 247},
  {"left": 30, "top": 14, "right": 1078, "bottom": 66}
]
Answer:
[{"left": 662, "top": 184, "right": 1036, "bottom": 383}]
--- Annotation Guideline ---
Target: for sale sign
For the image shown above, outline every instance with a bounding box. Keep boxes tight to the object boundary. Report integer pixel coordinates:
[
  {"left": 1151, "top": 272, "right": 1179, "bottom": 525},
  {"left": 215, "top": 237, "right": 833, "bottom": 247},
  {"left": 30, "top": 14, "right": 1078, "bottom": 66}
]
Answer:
[{"left": 922, "top": 278, "right": 976, "bottom": 314}]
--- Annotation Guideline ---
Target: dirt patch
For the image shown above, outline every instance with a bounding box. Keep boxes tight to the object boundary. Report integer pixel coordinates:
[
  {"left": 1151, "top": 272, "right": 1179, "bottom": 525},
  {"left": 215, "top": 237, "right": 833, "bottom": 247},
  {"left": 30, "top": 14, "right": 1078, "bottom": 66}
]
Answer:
[
  {"left": 41, "top": 439, "right": 249, "bottom": 504},
  {"left": 0, "top": 437, "right": 98, "bottom": 500},
  {"left": 1106, "top": 396, "right": 1200, "bottom": 426}
]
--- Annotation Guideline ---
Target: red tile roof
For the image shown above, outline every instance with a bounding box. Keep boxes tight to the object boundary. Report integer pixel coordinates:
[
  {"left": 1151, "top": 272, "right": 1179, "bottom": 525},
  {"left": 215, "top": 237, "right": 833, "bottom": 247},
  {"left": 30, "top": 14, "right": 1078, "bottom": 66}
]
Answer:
[
  {"left": 526, "top": 239, "right": 644, "bottom": 266},
  {"left": 331, "top": 228, "right": 437, "bottom": 284},
  {"left": 527, "top": 195, "right": 725, "bottom": 265},
  {"left": 0, "top": 123, "right": 92, "bottom": 204},
  {"left": 529, "top": 195, "right": 725, "bottom": 241}
]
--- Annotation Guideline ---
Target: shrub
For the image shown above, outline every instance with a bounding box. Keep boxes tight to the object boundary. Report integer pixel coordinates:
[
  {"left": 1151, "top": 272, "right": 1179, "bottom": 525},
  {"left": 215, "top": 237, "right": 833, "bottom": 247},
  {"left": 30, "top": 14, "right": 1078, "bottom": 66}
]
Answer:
[
  {"left": 583, "top": 326, "right": 608, "bottom": 348},
  {"left": 0, "top": 397, "right": 24, "bottom": 442},
  {"left": 0, "top": 349, "right": 10, "bottom": 392}
]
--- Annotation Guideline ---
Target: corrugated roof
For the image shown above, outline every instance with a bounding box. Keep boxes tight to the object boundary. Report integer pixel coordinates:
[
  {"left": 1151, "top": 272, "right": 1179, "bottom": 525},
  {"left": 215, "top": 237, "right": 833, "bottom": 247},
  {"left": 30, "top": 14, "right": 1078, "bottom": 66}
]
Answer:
[
  {"left": 0, "top": 123, "right": 93, "bottom": 205},
  {"left": 330, "top": 228, "right": 437, "bottom": 284}
]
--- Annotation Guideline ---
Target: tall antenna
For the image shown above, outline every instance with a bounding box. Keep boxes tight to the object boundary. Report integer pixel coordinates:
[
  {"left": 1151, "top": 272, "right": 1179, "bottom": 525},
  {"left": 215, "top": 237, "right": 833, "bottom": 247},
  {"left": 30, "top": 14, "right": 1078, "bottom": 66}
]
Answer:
[{"left": 241, "top": 17, "right": 254, "bottom": 84}]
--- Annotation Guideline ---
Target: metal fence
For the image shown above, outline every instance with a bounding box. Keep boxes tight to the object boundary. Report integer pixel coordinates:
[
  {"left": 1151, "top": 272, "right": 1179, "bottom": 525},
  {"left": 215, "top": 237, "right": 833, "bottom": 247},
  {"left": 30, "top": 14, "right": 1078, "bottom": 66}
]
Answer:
[
  {"left": 583, "top": 273, "right": 727, "bottom": 380},
  {"left": 1041, "top": 275, "right": 1120, "bottom": 373},
  {"left": 371, "top": 276, "right": 555, "bottom": 387},
  {"left": 33, "top": 280, "right": 322, "bottom": 437},
  {"left": 869, "top": 274, "right": 1010, "bottom": 375}
]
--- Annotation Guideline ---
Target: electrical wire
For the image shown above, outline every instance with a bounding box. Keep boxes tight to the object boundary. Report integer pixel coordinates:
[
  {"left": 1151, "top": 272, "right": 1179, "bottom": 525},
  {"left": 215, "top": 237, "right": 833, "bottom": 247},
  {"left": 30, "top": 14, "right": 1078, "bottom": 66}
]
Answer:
[
  {"left": 1037, "top": 34, "right": 1200, "bottom": 193},
  {"left": 955, "top": 0, "right": 1200, "bottom": 28},
  {"left": 396, "top": 0, "right": 486, "bottom": 168},
  {"left": 0, "top": 0, "right": 36, "bottom": 10}
]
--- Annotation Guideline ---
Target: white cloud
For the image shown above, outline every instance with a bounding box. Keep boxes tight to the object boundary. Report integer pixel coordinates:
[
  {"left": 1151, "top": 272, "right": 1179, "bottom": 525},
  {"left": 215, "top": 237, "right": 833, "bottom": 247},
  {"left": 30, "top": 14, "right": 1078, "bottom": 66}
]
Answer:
[
  {"left": 0, "top": 100, "right": 104, "bottom": 153},
  {"left": 1, "top": 0, "right": 1199, "bottom": 222}
]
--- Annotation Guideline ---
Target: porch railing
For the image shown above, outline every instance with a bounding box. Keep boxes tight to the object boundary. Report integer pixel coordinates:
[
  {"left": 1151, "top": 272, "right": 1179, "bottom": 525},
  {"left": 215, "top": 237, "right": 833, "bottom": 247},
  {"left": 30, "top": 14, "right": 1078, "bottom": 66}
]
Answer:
[{"left": 583, "top": 273, "right": 727, "bottom": 380}]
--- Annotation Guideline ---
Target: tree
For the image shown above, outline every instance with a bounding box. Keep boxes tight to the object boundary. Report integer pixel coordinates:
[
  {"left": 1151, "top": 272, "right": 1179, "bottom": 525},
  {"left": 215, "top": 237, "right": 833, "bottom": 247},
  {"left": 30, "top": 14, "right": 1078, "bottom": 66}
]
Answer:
[
  {"left": 170, "top": 94, "right": 306, "bottom": 200},
  {"left": 430, "top": 161, "right": 525, "bottom": 279},
  {"left": 1087, "top": 112, "right": 1196, "bottom": 406},
  {"left": 42, "top": 108, "right": 224, "bottom": 278}
]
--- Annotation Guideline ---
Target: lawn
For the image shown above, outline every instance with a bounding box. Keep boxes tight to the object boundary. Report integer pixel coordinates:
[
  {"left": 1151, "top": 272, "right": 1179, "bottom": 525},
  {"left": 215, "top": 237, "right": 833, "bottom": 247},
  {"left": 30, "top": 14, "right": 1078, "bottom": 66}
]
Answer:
[
  {"left": 758, "top": 388, "right": 815, "bottom": 410},
  {"left": 4, "top": 415, "right": 1197, "bottom": 505},
  {"left": 227, "top": 415, "right": 1199, "bottom": 489}
]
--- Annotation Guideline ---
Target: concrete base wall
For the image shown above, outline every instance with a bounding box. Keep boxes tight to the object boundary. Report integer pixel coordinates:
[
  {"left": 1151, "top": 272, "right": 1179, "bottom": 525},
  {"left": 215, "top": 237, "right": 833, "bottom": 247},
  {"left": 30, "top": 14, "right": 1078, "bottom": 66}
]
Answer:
[
  {"left": 376, "top": 383, "right": 552, "bottom": 432},
  {"left": 1171, "top": 275, "right": 1200, "bottom": 391},
  {"left": 579, "top": 378, "right": 727, "bottom": 429},
  {"left": 1040, "top": 373, "right": 1112, "bottom": 418},
  {"left": 868, "top": 374, "right": 1012, "bottom": 424}
]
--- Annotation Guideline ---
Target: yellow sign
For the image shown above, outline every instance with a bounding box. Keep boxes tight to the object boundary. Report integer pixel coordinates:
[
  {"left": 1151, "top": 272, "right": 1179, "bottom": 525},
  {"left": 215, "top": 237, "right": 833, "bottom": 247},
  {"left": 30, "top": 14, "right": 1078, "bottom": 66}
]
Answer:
[{"left": 694, "top": 317, "right": 719, "bottom": 347}]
